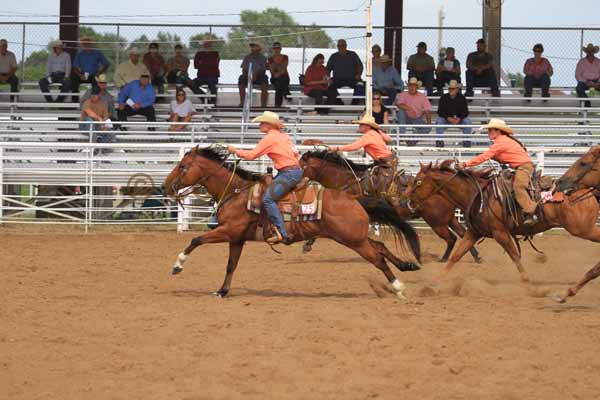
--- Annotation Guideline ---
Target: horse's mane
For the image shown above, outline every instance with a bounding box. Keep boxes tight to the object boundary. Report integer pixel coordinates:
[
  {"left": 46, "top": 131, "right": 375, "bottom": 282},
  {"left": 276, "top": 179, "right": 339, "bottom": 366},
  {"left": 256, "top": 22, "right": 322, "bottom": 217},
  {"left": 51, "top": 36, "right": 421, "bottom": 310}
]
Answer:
[
  {"left": 195, "top": 146, "right": 264, "bottom": 181},
  {"left": 422, "top": 160, "right": 493, "bottom": 179},
  {"left": 301, "top": 150, "right": 373, "bottom": 172}
]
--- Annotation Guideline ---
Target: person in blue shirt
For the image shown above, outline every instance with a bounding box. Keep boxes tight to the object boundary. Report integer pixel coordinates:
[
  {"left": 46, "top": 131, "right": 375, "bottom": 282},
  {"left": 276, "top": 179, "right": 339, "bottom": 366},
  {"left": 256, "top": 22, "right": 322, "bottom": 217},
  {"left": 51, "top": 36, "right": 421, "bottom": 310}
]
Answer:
[
  {"left": 71, "top": 37, "right": 110, "bottom": 102},
  {"left": 372, "top": 54, "right": 404, "bottom": 105},
  {"left": 117, "top": 73, "right": 156, "bottom": 130}
]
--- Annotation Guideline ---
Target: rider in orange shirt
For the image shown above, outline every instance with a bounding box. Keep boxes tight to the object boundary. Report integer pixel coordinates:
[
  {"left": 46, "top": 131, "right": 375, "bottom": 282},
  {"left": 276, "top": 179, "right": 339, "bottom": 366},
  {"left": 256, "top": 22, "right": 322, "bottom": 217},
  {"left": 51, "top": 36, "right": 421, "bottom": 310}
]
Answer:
[
  {"left": 228, "top": 111, "right": 301, "bottom": 244},
  {"left": 458, "top": 118, "right": 538, "bottom": 226}
]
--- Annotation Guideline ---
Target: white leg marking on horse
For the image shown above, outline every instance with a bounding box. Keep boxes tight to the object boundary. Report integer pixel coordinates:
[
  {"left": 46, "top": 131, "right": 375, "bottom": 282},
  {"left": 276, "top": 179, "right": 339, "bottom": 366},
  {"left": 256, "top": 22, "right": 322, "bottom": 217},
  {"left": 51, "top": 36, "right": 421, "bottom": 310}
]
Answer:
[
  {"left": 174, "top": 252, "right": 188, "bottom": 269},
  {"left": 391, "top": 279, "right": 406, "bottom": 294}
]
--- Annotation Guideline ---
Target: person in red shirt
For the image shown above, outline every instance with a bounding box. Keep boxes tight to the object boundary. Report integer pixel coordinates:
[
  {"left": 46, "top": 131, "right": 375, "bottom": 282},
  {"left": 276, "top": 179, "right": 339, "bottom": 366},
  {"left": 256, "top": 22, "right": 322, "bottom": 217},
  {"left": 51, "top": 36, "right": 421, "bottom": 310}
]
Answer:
[
  {"left": 193, "top": 39, "right": 220, "bottom": 98},
  {"left": 523, "top": 43, "right": 553, "bottom": 98},
  {"left": 227, "top": 111, "right": 302, "bottom": 244},
  {"left": 303, "top": 54, "right": 330, "bottom": 115},
  {"left": 143, "top": 42, "right": 166, "bottom": 94},
  {"left": 458, "top": 118, "right": 538, "bottom": 225}
]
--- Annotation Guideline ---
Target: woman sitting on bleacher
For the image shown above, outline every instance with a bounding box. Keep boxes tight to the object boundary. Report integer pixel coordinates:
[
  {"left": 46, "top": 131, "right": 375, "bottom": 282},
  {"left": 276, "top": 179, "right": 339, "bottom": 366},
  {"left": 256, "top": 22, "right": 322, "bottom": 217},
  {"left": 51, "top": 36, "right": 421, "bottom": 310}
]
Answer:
[
  {"left": 168, "top": 89, "right": 196, "bottom": 132},
  {"left": 303, "top": 54, "right": 330, "bottom": 115}
]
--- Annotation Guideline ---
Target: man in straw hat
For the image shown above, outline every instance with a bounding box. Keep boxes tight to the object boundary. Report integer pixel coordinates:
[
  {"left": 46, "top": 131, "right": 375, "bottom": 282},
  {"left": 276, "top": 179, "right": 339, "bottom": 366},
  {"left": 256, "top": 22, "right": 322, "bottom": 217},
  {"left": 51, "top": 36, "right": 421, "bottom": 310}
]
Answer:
[
  {"left": 575, "top": 43, "right": 600, "bottom": 107},
  {"left": 114, "top": 47, "right": 150, "bottom": 88},
  {"left": 457, "top": 118, "right": 538, "bottom": 226},
  {"left": 373, "top": 54, "right": 404, "bottom": 106},
  {"left": 435, "top": 80, "right": 472, "bottom": 148},
  {"left": 80, "top": 74, "right": 115, "bottom": 119},
  {"left": 39, "top": 40, "right": 71, "bottom": 103},
  {"left": 227, "top": 111, "right": 302, "bottom": 245},
  {"left": 395, "top": 77, "right": 432, "bottom": 146}
]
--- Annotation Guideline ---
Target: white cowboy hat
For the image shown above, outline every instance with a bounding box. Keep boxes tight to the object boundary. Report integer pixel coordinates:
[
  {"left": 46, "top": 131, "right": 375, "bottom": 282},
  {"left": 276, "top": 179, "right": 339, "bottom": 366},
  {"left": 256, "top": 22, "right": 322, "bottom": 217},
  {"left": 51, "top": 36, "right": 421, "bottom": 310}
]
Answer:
[
  {"left": 447, "top": 80, "right": 462, "bottom": 89},
  {"left": 582, "top": 43, "right": 599, "bottom": 54},
  {"left": 51, "top": 40, "right": 64, "bottom": 48},
  {"left": 352, "top": 114, "right": 380, "bottom": 130},
  {"left": 407, "top": 77, "right": 423, "bottom": 88},
  {"left": 252, "top": 111, "right": 284, "bottom": 128},
  {"left": 379, "top": 54, "right": 393, "bottom": 64},
  {"left": 479, "top": 118, "right": 513, "bottom": 135},
  {"left": 128, "top": 47, "right": 140, "bottom": 55}
]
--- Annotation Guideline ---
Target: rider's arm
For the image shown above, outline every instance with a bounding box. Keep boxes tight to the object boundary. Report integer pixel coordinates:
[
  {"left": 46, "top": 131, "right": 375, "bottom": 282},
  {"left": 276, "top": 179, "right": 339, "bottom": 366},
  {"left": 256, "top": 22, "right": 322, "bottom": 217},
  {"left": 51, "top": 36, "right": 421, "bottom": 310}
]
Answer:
[
  {"left": 235, "top": 135, "right": 273, "bottom": 160},
  {"left": 338, "top": 135, "right": 370, "bottom": 152},
  {"left": 464, "top": 142, "right": 500, "bottom": 167}
]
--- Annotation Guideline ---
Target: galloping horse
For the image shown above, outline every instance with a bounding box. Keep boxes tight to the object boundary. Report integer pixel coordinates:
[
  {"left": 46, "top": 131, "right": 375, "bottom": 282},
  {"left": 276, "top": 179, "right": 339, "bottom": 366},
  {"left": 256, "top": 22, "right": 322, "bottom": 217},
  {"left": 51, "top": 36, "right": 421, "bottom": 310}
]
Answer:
[
  {"left": 300, "top": 150, "right": 481, "bottom": 262},
  {"left": 164, "top": 146, "right": 421, "bottom": 298},
  {"left": 405, "top": 160, "right": 600, "bottom": 301}
]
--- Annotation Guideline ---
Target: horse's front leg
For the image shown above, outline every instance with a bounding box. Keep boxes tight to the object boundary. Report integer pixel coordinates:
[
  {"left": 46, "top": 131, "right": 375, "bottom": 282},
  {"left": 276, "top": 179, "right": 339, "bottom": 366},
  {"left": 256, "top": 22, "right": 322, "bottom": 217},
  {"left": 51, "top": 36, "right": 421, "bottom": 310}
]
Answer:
[
  {"left": 215, "top": 242, "right": 245, "bottom": 297},
  {"left": 171, "top": 226, "right": 231, "bottom": 275}
]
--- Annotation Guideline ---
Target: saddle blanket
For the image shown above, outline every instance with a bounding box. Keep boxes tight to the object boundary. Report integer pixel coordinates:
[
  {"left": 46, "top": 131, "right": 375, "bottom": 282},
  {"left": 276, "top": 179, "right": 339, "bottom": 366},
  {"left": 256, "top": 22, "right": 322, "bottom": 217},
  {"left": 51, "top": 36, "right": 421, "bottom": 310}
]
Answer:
[
  {"left": 247, "top": 182, "right": 325, "bottom": 221},
  {"left": 541, "top": 191, "right": 565, "bottom": 204}
]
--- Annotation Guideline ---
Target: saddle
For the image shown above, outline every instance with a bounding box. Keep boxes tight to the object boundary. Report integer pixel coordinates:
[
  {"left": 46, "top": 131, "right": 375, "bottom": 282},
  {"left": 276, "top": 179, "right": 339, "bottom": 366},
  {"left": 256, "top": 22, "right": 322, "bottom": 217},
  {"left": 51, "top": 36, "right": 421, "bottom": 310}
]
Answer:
[
  {"left": 247, "top": 181, "right": 324, "bottom": 221},
  {"left": 494, "top": 168, "right": 562, "bottom": 204}
]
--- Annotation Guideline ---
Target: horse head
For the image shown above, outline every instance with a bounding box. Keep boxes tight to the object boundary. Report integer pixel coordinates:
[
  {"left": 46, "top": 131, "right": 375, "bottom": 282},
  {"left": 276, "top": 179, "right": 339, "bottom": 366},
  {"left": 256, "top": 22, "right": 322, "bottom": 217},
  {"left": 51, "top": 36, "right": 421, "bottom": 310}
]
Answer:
[{"left": 555, "top": 146, "right": 600, "bottom": 194}]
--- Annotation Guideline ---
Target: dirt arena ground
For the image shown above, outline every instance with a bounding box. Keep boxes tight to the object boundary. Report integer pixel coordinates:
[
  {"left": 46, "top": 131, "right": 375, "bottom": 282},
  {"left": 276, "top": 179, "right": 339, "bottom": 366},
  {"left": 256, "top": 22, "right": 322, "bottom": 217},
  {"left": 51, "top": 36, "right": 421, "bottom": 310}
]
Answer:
[{"left": 2, "top": 227, "right": 600, "bottom": 400}]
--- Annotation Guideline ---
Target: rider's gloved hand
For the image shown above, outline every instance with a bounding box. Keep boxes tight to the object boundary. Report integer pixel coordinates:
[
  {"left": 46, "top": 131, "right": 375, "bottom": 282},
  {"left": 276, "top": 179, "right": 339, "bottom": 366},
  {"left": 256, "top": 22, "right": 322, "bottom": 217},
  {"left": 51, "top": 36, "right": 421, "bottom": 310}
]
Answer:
[{"left": 227, "top": 145, "right": 237, "bottom": 154}]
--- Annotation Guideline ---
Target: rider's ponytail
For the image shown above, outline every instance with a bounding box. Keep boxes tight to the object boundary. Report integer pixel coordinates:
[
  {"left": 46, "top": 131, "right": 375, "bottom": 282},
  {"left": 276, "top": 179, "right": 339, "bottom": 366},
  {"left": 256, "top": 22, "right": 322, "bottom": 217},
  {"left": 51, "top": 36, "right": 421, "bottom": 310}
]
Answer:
[{"left": 503, "top": 133, "right": 527, "bottom": 152}]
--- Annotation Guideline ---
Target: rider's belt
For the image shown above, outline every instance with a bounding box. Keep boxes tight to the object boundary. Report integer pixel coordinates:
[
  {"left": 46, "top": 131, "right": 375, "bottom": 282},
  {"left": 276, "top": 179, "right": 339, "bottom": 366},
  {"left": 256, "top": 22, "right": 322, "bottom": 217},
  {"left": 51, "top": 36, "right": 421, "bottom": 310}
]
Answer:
[
  {"left": 278, "top": 165, "right": 301, "bottom": 172},
  {"left": 374, "top": 154, "right": 396, "bottom": 165}
]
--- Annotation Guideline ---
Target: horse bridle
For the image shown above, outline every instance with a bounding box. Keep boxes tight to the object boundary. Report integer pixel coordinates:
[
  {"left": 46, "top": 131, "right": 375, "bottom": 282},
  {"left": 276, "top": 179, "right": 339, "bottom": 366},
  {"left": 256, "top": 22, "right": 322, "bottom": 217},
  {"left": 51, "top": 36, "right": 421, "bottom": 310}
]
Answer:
[{"left": 412, "top": 168, "right": 484, "bottom": 212}]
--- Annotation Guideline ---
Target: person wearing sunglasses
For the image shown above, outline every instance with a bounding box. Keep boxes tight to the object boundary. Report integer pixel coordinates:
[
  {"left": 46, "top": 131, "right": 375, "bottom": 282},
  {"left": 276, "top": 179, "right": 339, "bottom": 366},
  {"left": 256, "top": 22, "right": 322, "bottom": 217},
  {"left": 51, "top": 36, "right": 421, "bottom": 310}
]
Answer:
[
  {"left": 523, "top": 43, "right": 553, "bottom": 98},
  {"left": 168, "top": 89, "right": 195, "bottom": 132},
  {"left": 372, "top": 91, "right": 389, "bottom": 126}
]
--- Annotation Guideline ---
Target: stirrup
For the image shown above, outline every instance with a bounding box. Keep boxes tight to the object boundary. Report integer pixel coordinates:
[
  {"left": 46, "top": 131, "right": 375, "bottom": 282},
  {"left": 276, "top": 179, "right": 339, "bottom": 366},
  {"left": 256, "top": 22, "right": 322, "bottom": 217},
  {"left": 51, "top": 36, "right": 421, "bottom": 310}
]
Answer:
[
  {"left": 522, "top": 214, "right": 538, "bottom": 226},
  {"left": 266, "top": 227, "right": 284, "bottom": 244}
]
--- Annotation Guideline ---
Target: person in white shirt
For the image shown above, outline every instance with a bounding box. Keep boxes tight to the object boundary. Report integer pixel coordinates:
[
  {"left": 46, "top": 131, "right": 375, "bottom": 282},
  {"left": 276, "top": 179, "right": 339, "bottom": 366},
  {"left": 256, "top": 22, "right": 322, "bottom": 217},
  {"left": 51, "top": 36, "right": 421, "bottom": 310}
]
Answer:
[
  {"left": 39, "top": 40, "right": 72, "bottom": 102},
  {"left": 168, "top": 89, "right": 196, "bottom": 132}
]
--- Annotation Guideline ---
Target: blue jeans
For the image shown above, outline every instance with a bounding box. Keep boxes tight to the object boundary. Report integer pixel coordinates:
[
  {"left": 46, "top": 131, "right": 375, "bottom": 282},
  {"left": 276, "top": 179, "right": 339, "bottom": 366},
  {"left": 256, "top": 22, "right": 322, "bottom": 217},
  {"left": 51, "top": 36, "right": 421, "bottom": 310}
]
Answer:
[
  {"left": 524, "top": 74, "right": 551, "bottom": 97},
  {"left": 263, "top": 167, "right": 303, "bottom": 239},
  {"left": 396, "top": 109, "right": 431, "bottom": 146},
  {"left": 576, "top": 79, "right": 598, "bottom": 107},
  {"left": 79, "top": 116, "right": 116, "bottom": 143},
  {"left": 435, "top": 117, "right": 472, "bottom": 147}
]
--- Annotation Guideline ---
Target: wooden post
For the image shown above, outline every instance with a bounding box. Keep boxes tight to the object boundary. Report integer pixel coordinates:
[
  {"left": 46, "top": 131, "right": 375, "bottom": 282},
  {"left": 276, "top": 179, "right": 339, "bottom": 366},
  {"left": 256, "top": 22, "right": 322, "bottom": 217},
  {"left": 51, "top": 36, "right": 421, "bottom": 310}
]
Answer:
[
  {"left": 384, "top": 0, "right": 403, "bottom": 71},
  {"left": 59, "top": 0, "right": 79, "bottom": 59},
  {"left": 483, "top": 0, "right": 502, "bottom": 81}
]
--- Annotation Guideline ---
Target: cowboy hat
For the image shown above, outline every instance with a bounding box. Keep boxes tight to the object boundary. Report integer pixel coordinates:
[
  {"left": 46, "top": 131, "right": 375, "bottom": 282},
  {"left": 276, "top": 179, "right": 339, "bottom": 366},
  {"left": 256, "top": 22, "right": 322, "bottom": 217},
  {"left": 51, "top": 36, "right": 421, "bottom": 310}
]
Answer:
[
  {"left": 582, "top": 43, "right": 599, "bottom": 54},
  {"left": 407, "top": 77, "right": 422, "bottom": 88},
  {"left": 447, "top": 80, "right": 461, "bottom": 89},
  {"left": 51, "top": 40, "right": 64, "bottom": 48},
  {"left": 352, "top": 114, "right": 380, "bottom": 130},
  {"left": 479, "top": 118, "right": 513, "bottom": 135},
  {"left": 128, "top": 47, "right": 140, "bottom": 55},
  {"left": 95, "top": 73, "right": 107, "bottom": 83},
  {"left": 252, "top": 111, "right": 284, "bottom": 128},
  {"left": 379, "top": 54, "right": 393, "bottom": 64}
]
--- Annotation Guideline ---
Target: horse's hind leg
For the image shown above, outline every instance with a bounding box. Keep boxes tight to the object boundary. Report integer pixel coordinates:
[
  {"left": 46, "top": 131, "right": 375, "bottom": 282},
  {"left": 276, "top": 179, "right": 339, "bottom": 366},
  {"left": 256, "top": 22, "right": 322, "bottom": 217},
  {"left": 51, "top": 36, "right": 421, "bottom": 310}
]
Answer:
[
  {"left": 171, "top": 227, "right": 231, "bottom": 275},
  {"left": 448, "top": 216, "right": 482, "bottom": 263},
  {"left": 434, "top": 229, "right": 480, "bottom": 284},
  {"left": 215, "top": 242, "right": 245, "bottom": 297},
  {"left": 553, "top": 261, "right": 600, "bottom": 303},
  {"left": 368, "top": 238, "right": 420, "bottom": 272},
  {"left": 491, "top": 228, "right": 530, "bottom": 283},
  {"left": 352, "top": 240, "right": 408, "bottom": 299}
]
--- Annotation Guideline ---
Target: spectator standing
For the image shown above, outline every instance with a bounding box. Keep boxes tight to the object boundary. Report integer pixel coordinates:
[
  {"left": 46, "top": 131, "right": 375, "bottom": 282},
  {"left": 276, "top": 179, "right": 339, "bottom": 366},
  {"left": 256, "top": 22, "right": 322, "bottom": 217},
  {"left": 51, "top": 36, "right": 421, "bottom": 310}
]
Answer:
[
  {"left": 168, "top": 89, "right": 196, "bottom": 132},
  {"left": 435, "top": 80, "right": 472, "bottom": 148},
  {"left": 238, "top": 43, "right": 268, "bottom": 108},
  {"left": 71, "top": 37, "right": 109, "bottom": 101},
  {"left": 465, "top": 38, "right": 500, "bottom": 97},
  {"left": 80, "top": 74, "right": 115, "bottom": 118},
  {"left": 372, "top": 54, "right": 404, "bottom": 106},
  {"left": 523, "top": 44, "right": 553, "bottom": 98},
  {"left": 0, "top": 39, "right": 19, "bottom": 100},
  {"left": 267, "top": 42, "right": 290, "bottom": 108},
  {"left": 435, "top": 46, "right": 461, "bottom": 94},
  {"left": 165, "top": 44, "right": 193, "bottom": 90},
  {"left": 39, "top": 40, "right": 71, "bottom": 103},
  {"left": 407, "top": 42, "right": 435, "bottom": 96},
  {"left": 371, "top": 44, "right": 382, "bottom": 70},
  {"left": 117, "top": 73, "right": 157, "bottom": 130},
  {"left": 326, "top": 39, "right": 364, "bottom": 105},
  {"left": 80, "top": 86, "right": 114, "bottom": 146},
  {"left": 303, "top": 53, "right": 330, "bottom": 115},
  {"left": 395, "top": 77, "right": 432, "bottom": 146},
  {"left": 575, "top": 43, "right": 600, "bottom": 107},
  {"left": 143, "top": 42, "right": 166, "bottom": 94},
  {"left": 372, "top": 91, "right": 389, "bottom": 125},
  {"left": 193, "top": 39, "right": 220, "bottom": 98},
  {"left": 114, "top": 47, "right": 150, "bottom": 88}
]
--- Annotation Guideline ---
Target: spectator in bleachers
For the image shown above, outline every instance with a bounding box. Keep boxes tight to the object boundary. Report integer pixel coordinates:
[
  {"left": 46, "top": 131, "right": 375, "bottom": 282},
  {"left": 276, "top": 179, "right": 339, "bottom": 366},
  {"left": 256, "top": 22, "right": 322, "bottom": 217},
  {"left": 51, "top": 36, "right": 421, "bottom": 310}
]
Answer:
[
  {"left": 80, "top": 86, "right": 114, "bottom": 145},
  {"left": 115, "top": 47, "right": 150, "bottom": 88},
  {"left": 326, "top": 39, "right": 364, "bottom": 106},
  {"left": 71, "top": 37, "right": 109, "bottom": 101},
  {"left": 523, "top": 44, "right": 553, "bottom": 98},
  {"left": 268, "top": 42, "right": 290, "bottom": 108},
  {"left": 395, "top": 77, "right": 432, "bottom": 146},
  {"left": 407, "top": 42, "right": 435, "bottom": 96},
  {"left": 303, "top": 53, "right": 330, "bottom": 115},
  {"left": 372, "top": 54, "right": 403, "bottom": 106},
  {"left": 168, "top": 89, "right": 195, "bottom": 132},
  {"left": 165, "top": 44, "right": 193, "bottom": 90},
  {"left": 372, "top": 90, "right": 389, "bottom": 125},
  {"left": 80, "top": 74, "right": 114, "bottom": 118},
  {"left": 0, "top": 39, "right": 19, "bottom": 100},
  {"left": 372, "top": 44, "right": 382, "bottom": 69},
  {"left": 435, "top": 46, "right": 461, "bottom": 95},
  {"left": 465, "top": 38, "right": 500, "bottom": 97},
  {"left": 238, "top": 42, "right": 269, "bottom": 108},
  {"left": 117, "top": 73, "right": 156, "bottom": 130},
  {"left": 435, "top": 80, "right": 472, "bottom": 148},
  {"left": 143, "top": 42, "right": 166, "bottom": 95},
  {"left": 39, "top": 40, "right": 71, "bottom": 103},
  {"left": 193, "top": 39, "right": 220, "bottom": 98},
  {"left": 575, "top": 43, "right": 600, "bottom": 108}
]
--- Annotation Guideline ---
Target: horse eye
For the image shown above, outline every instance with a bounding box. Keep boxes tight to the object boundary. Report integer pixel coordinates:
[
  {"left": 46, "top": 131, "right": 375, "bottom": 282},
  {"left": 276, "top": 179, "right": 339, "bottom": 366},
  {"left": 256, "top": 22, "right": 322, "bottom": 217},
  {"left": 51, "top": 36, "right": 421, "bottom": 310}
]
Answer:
[
  {"left": 416, "top": 180, "right": 422, "bottom": 186},
  {"left": 580, "top": 161, "right": 587, "bottom": 167}
]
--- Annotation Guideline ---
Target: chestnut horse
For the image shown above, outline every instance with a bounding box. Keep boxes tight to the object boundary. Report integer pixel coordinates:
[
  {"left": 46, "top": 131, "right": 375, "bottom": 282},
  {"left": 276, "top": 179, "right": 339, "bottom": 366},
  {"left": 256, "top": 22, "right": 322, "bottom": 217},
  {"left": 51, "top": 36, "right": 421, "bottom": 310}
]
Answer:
[
  {"left": 300, "top": 150, "right": 481, "bottom": 262},
  {"left": 164, "top": 146, "right": 421, "bottom": 298},
  {"left": 405, "top": 160, "right": 600, "bottom": 302}
]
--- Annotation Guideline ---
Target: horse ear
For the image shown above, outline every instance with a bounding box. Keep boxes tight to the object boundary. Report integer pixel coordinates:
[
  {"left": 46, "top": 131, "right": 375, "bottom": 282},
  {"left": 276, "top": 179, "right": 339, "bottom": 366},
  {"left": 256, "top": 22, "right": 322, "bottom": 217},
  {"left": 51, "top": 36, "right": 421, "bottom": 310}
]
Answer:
[{"left": 194, "top": 144, "right": 200, "bottom": 154}]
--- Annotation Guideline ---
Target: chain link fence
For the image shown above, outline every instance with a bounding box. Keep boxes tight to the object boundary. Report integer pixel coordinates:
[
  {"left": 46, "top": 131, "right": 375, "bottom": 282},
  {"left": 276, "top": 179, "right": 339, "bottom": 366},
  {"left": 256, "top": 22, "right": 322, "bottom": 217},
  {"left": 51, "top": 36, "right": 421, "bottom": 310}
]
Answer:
[{"left": 1, "top": 22, "right": 599, "bottom": 88}]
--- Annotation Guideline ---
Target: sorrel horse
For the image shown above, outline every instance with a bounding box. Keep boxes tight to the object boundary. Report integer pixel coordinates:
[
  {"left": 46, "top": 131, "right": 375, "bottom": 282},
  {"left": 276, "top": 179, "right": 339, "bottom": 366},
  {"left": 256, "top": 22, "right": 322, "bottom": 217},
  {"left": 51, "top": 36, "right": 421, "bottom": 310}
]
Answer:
[
  {"left": 405, "top": 160, "right": 600, "bottom": 302},
  {"left": 163, "top": 146, "right": 421, "bottom": 298},
  {"left": 300, "top": 150, "right": 481, "bottom": 262}
]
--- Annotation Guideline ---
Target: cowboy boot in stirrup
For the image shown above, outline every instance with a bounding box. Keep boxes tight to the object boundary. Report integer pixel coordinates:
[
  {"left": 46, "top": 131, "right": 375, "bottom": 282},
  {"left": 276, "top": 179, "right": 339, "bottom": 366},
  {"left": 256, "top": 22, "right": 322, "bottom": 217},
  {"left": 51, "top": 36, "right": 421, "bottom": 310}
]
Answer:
[{"left": 522, "top": 213, "right": 538, "bottom": 227}]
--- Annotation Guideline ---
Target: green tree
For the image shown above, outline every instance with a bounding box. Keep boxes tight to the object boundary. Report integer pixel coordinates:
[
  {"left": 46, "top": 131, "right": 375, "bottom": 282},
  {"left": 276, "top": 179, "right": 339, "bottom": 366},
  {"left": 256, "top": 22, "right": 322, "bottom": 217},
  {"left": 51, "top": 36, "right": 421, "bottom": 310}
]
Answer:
[
  {"left": 128, "top": 32, "right": 185, "bottom": 60},
  {"left": 189, "top": 32, "right": 226, "bottom": 54},
  {"left": 507, "top": 72, "right": 524, "bottom": 87}
]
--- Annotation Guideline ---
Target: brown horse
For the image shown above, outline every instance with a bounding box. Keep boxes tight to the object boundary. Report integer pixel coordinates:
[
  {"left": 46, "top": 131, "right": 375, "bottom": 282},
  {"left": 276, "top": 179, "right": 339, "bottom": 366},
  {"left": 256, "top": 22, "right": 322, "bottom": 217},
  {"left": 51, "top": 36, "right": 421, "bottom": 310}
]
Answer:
[
  {"left": 164, "top": 146, "right": 421, "bottom": 298},
  {"left": 300, "top": 150, "right": 481, "bottom": 262},
  {"left": 404, "top": 160, "right": 600, "bottom": 302}
]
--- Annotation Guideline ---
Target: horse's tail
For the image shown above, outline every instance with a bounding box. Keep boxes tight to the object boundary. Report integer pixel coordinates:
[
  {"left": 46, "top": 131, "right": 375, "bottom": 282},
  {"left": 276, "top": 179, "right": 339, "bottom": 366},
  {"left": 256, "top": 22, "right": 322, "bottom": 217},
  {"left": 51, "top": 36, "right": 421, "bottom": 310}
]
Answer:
[{"left": 359, "top": 198, "right": 422, "bottom": 264}]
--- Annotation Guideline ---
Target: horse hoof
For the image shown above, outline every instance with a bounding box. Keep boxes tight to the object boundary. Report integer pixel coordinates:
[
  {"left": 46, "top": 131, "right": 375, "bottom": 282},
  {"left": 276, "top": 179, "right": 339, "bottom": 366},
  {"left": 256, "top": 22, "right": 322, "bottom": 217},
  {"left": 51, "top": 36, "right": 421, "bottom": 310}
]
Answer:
[
  {"left": 403, "top": 262, "right": 420, "bottom": 272},
  {"left": 395, "top": 291, "right": 408, "bottom": 302},
  {"left": 302, "top": 245, "right": 312, "bottom": 254},
  {"left": 213, "top": 289, "right": 229, "bottom": 298},
  {"left": 172, "top": 265, "right": 183, "bottom": 275},
  {"left": 474, "top": 257, "right": 483, "bottom": 264},
  {"left": 550, "top": 293, "right": 567, "bottom": 304}
]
